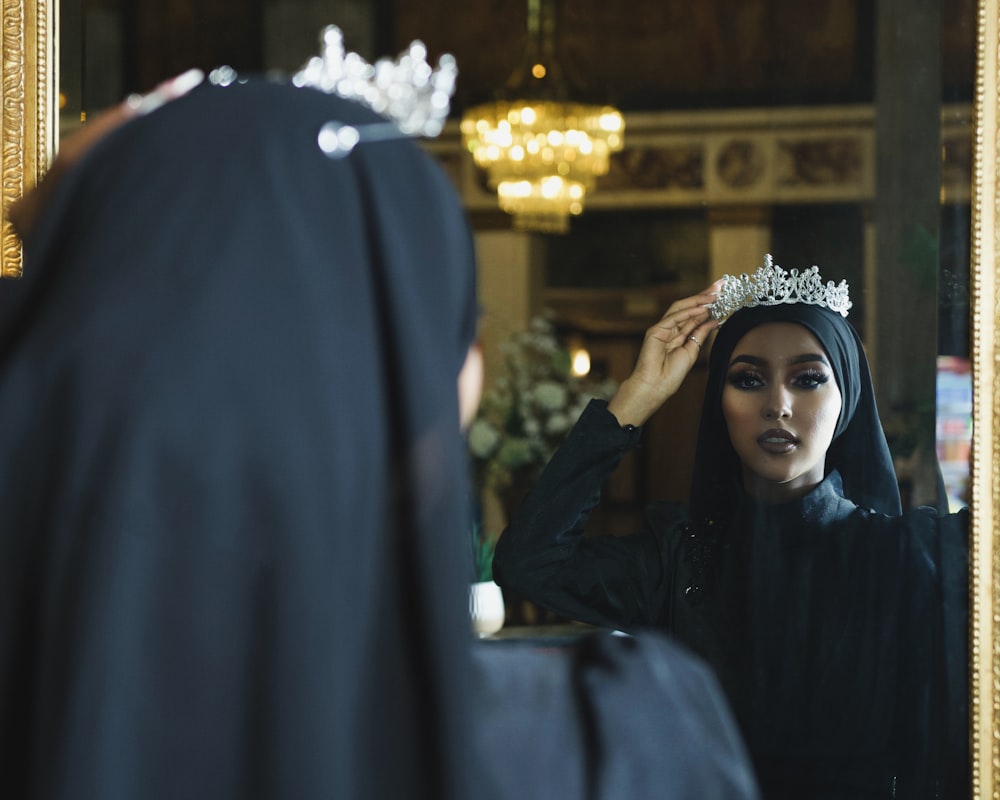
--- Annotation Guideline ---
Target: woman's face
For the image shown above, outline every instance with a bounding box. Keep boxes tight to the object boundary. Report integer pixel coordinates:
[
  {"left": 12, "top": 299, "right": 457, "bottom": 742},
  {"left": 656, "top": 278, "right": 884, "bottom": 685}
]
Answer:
[{"left": 721, "top": 322, "right": 843, "bottom": 503}]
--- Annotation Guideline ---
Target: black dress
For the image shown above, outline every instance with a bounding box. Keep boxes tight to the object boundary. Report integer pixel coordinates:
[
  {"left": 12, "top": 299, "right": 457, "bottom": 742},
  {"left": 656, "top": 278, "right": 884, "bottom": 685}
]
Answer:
[{"left": 494, "top": 399, "right": 970, "bottom": 799}]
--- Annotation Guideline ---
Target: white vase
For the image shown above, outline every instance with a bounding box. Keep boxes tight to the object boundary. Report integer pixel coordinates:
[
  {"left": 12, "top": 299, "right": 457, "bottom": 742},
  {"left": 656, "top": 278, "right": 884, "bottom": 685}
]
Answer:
[{"left": 469, "top": 580, "right": 505, "bottom": 636}]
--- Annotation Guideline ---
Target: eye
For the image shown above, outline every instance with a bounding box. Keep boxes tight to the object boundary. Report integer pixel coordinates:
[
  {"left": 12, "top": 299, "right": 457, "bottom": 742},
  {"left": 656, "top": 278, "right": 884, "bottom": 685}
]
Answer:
[
  {"left": 727, "top": 370, "right": 764, "bottom": 390},
  {"left": 793, "top": 369, "right": 831, "bottom": 390}
]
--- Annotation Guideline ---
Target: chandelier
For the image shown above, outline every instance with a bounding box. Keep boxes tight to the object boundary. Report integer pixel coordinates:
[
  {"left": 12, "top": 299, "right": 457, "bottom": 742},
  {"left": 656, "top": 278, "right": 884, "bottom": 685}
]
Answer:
[{"left": 460, "top": 0, "right": 624, "bottom": 233}]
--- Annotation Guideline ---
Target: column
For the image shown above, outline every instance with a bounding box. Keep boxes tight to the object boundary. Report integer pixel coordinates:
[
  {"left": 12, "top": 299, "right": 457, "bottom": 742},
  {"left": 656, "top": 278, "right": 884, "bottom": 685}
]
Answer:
[
  {"left": 474, "top": 230, "right": 546, "bottom": 387},
  {"left": 473, "top": 230, "right": 546, "bottom": 535},
  {"left": 708, "top": 207, "right": 772, "bottom": 281},
  {"left": 873, "top": 0, "right": 942, "bottom": 508}
]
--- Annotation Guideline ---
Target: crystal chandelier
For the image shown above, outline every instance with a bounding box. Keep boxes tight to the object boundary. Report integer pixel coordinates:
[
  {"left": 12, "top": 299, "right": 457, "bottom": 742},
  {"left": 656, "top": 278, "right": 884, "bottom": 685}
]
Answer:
[{"left": 460, "top": 0, "right": 624, "bottom": 233}]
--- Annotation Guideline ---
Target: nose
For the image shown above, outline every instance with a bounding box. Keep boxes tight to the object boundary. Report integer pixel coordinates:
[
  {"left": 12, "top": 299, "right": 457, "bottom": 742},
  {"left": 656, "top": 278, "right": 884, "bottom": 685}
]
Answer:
[{"left": 762, "top": 386, "right": 792, "bottom": 420}]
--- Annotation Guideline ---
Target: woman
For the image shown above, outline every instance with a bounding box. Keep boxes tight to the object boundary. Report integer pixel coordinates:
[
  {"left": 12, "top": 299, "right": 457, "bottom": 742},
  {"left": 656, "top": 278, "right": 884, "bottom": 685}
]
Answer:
[
  {"left": 0, "top": 59, "right": 484, "bottom": 798},
  {"left": 493, "top": 257, "right": 969, "bottom": 799}
]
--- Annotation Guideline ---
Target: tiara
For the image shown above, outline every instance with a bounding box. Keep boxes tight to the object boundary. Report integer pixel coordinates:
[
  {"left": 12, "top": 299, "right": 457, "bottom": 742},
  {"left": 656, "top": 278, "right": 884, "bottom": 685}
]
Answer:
[
  {"left": 708, "top": 254, "right": 852, "bottom": 321},
  {"left": 292, "top": 25, "right": 457, "bottom": 138}
]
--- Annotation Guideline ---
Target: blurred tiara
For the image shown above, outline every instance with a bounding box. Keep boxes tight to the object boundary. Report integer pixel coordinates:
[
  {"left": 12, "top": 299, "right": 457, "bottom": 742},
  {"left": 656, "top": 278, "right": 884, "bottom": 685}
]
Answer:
[
  {"left": 709, "top": 254, "right": 852, "bottom": 321},
  {"left": 292, "top": 25, "right": 457, "bottom": 138}
]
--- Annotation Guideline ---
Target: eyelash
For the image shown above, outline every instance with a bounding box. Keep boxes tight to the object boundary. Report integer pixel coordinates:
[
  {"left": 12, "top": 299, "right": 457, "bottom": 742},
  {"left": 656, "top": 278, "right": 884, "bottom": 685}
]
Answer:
[
  {"left": 795, "top": 369, "right": 830, "bottom": 389},
  {"left": 728, "top": 370, "right": 764, "bottom": 390},
  {"left": 726, "top": 369, "right": 831, "bottom": 391}
]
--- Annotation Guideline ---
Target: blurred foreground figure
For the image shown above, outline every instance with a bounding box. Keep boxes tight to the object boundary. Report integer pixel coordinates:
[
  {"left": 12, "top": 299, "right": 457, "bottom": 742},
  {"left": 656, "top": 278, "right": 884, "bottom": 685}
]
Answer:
[
  {"left": 472, "top": 631, "right": 760, "bottom": 800},
  {"left": 0, "top": 58, "right": 481, "bottom": 799}
]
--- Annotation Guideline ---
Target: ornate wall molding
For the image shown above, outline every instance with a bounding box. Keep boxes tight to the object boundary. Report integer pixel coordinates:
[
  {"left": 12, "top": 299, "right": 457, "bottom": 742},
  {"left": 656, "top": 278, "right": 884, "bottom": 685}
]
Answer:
[{"left": 427, "top": 103, "right": 972, "bottom": 214}]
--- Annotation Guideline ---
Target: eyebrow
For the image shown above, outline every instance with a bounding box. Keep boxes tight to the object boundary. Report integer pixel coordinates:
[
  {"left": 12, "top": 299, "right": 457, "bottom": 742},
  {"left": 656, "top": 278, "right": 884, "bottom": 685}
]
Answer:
[{"left": 728, "top": 352, "right": 831, "bottom": 368}]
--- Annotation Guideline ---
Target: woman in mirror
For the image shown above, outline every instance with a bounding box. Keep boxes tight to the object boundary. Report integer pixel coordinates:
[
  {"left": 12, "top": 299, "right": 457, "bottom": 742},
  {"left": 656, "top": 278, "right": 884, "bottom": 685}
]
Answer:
[{"left": 493, "top": 256, "right": 969, "bottom": 799}]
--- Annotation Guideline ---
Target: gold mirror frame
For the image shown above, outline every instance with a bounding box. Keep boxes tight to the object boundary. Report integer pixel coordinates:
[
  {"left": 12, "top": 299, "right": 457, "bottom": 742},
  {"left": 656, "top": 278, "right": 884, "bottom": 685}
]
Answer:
[
  {"left": 1, "top": 0, "right": 998, "bottom": 794},
  {"left": 0, "top": 0, "right": 54, "bottom": 278},
  {"left": 971, "top": 1, "right": 1000, "bottom": 796}
]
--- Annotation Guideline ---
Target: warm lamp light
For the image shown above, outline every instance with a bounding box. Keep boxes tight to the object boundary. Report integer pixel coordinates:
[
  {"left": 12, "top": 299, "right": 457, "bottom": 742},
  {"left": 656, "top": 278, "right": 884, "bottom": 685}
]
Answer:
[
  {"left": 571, "top": 346, "right": 592, "bottom": 377},
  {"left": 460, "top": 0, "right": 624, "bottom": 233}
]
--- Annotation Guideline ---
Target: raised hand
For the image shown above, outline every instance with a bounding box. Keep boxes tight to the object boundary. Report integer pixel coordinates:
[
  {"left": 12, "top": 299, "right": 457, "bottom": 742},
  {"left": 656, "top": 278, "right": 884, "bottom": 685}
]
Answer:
[
  {"left": 607, "top": 282, "right": 721, "bottom": 427},
  {"left": 10, "top": 69, "right": 204, "bottom": 241}
]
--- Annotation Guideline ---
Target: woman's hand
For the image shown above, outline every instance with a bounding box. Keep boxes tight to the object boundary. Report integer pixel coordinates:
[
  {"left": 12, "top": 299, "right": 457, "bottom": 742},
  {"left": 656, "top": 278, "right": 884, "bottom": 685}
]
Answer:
[
  {"left": 9, "top": 69, "right": 204, "bottom": 241},
  {"left": 607, "top": 282, "right": 721, "bottom": 428}
]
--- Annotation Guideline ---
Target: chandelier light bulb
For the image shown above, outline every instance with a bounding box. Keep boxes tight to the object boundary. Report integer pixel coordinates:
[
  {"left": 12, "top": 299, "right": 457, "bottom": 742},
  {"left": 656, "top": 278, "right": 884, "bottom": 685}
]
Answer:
[{"left": 459, "top": 0, "right": 625, "bottom": 231}]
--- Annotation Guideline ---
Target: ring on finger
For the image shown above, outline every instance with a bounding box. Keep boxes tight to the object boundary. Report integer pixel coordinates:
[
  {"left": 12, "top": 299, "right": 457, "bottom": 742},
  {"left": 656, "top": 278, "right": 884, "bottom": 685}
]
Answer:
[{"left": 688, "top": 335, "right": 701, "bottom": 347}]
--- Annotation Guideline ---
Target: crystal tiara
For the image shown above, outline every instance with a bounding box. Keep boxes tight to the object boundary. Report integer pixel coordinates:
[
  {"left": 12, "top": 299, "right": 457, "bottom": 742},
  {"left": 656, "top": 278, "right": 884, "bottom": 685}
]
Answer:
[
  {"left": 708, "top": 254, "right": 853, "bottom": 321},
  {"left": 292, "top": 25, "right": 457, "bottom": 138}
]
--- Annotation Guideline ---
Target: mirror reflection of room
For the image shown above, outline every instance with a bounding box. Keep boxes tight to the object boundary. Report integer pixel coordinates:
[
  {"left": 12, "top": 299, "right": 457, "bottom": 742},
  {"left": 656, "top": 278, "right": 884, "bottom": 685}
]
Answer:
[{"left": 57, "top": 1, "right": 975, "bottom": 798}]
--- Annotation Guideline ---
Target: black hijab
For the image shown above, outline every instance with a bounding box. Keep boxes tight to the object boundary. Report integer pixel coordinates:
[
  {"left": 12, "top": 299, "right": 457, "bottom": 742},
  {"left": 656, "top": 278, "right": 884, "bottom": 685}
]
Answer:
[
  {"left": 690, "top": 303, "right": 901, "bottom": 527},
  {"left": 0, "top": 78, "right": 478, "bottom": 799}
]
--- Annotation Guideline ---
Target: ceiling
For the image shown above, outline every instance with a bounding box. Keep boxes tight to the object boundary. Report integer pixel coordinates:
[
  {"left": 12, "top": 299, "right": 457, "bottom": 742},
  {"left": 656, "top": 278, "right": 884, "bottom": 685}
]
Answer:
[
  {"left": 92, "top": 1, "right": 976, "bottom": 114},
  {"left": 396, "top": 0, "right": 975, "bottom": 112}
]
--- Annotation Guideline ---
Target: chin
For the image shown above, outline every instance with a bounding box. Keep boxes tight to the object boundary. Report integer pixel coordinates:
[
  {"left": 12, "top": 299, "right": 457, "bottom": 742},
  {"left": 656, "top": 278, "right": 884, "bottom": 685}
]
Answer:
[{"left": 743, "top": 466, "right": 822, "bottom": 498}]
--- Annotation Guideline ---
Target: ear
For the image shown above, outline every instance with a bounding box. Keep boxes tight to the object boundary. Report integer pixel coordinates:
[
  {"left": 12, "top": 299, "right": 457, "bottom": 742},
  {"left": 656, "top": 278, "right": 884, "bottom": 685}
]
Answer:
[{"left": 457, "top": 342, "right": 484, "bottom": 431}]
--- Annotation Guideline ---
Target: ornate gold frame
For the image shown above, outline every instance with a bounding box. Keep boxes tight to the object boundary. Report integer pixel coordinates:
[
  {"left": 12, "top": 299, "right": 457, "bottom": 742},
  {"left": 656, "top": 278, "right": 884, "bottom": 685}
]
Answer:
[
  {"left": 1, "top": 0, "right": 998, "bottom": 794},
  {"left": 0, "top": 0, "right": 55, "bottom": 278},
  {"left": 971, "top": 1, "right": 999, "bottom": 795}
]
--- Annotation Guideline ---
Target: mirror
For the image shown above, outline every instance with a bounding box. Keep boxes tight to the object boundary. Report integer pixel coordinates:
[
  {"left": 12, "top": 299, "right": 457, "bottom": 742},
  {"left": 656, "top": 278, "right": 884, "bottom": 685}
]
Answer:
[{"left": 2, "top": 0, "right": 997, "bottom": 793}]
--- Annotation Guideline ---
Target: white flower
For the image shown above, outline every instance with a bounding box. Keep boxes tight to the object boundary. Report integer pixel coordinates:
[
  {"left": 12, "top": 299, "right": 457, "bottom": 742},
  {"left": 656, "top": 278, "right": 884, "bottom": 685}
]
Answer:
[
  {"left": 534, "top": 380, "right": 568, "bottom": 411},
  {"left": 496, "top": 438, "right": 535, "bottom": 470},
  {"left": 467, "top": 313, "right": 618, "bottom": 492},
  {"left": 467, "top": 419, "right": 500, "bottom": 458},
  {"left": 545, "top": 413, "right": 571, "bottom": 435}
]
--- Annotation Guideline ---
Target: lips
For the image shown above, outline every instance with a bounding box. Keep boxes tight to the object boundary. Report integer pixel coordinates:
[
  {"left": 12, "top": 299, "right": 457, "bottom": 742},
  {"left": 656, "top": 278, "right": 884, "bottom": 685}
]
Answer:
[{"left": 757, "top": 428, "right": 799, "bottom": 454}]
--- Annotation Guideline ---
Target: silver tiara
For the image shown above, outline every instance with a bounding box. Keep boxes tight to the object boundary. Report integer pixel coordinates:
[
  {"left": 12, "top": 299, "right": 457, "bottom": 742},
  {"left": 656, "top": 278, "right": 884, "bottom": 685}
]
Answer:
[
  {"left": 292, "top": 25, "right": 457, "bottom": 139},
  {"left": 709, "top": 254, "right": 853, "bottom": 321}
]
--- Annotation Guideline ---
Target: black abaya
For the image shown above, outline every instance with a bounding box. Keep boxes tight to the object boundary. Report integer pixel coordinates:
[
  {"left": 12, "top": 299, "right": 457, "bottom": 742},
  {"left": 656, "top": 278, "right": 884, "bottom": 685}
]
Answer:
[{"left": 0, "top": 78, "right": 478, "bottom": 800}]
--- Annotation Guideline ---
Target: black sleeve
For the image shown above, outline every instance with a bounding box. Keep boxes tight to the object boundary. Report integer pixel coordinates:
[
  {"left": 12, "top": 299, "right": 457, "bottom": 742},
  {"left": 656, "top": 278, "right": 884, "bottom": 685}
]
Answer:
[
  {"left": 492, "top": 399, "right": 687, "bottom": 631},
  {"left": 470, "top": 632, "right": 761, "bottom": 800}
]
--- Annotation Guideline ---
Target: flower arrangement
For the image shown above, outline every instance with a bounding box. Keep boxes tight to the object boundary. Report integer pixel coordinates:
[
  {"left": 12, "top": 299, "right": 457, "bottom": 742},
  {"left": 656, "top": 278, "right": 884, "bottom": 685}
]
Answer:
[{"left": 467, "top": 315, "right": 618, "bottom": 499}]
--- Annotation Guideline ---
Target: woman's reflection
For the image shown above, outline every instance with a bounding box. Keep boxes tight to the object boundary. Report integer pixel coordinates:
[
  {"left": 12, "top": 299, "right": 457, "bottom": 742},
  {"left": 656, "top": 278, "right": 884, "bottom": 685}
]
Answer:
[{"left": 493, "top": 256, "right": 969, "bottom": 798}]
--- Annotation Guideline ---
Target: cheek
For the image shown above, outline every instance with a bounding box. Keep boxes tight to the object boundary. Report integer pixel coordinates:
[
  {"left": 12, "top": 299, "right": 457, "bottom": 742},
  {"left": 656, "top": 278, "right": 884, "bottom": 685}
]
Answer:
[
  {"left": 457, "top": 344, "right": 484, "bottom": 431},
  {"left": 813, "top": 390, "right": 843, "bottom": 440},
  {"left": 721, "top": 389, "right": 751, "bottom": 436},
  {"left": 721, "top": 390, "right": 736, "bottom": 430}
]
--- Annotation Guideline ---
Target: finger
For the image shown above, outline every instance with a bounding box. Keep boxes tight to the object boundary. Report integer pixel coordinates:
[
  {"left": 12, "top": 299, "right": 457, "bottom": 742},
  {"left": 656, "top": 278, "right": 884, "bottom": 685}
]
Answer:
[
  {"left": 11, "top": 69, "right": 204, "bottom": 241},
  {"left": 661, "top": 319, "right": 709, "bottom": 369},
  {"left": 662, "top": 284, "right": 722, "bottom": 317},
  {"left": 59, "top": 104, "right": 137, "bottom": 159},
  {"left": 682, "top": 317, "right": 720, "bottom": 353},
  {"left": 648, "top": 303, "right": 714, "bottom": 344},
  {"left": 66, "top": 69, "right": 204, "bottom": 158},
  {"left": 125, "top": 68, "right": 205, "bottom": 115},
  {"left": 9, "top": 104, "right": 132, "bottom": 239},
  {"left": 652, "top": 281, "right": 723, "bottom": 330}
]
